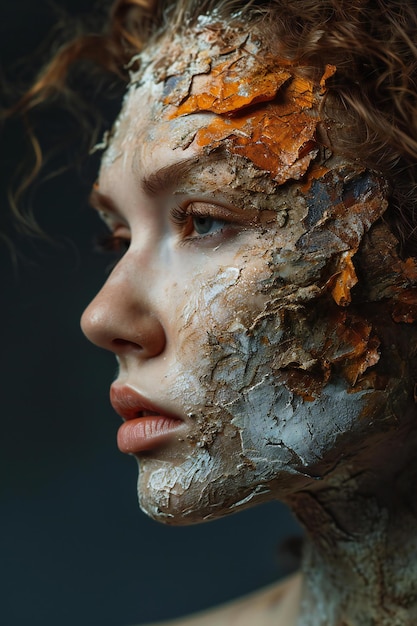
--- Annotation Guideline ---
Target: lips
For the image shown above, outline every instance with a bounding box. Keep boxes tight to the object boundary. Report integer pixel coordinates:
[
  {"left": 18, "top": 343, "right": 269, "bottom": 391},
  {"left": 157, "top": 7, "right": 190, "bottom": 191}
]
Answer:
[{"left": 110, "top": 384, "right": 184, "bottom": 454}]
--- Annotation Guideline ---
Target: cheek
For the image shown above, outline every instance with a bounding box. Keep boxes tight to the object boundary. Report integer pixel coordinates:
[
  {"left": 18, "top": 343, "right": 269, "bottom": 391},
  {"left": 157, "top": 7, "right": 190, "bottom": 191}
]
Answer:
[
  {"left": 172, "top": 235, "right": 276, "bottom": 385},
  {"left": 168, "top": 231, "right": 376, "bottom": 434},
  {"left": 186, "top": 233, "right": 276, "bottom": 322},
  {"left": 168, "top": 227, "right": 339, "bottom": 414},
  {"left": 136, "top": 236, "right": 390, "bottom": 523}
]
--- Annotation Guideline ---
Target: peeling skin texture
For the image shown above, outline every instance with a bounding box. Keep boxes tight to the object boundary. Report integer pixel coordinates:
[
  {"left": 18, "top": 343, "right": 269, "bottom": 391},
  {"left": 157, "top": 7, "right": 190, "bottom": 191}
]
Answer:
[
  {"left": 83, "top": 18, "right": 417, "bottom": 626},
  {"left": 127, "top": 24, "right": 334, "bottom": 185}
]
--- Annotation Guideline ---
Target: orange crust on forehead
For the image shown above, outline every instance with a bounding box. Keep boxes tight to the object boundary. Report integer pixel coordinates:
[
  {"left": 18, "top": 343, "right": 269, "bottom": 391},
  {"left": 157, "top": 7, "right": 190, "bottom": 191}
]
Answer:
[
  {"left": 166, "top": 49, "right": 336, "bottom": 184},
  {"left": 170, "top": 59, "right": 292, "bottom": 116}
]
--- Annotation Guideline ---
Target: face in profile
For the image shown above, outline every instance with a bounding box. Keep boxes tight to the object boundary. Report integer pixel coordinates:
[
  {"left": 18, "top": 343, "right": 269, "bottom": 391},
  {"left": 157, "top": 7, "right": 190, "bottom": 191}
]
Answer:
[{"left": 81, "top": 19, "right": 416, "bottom": 524}]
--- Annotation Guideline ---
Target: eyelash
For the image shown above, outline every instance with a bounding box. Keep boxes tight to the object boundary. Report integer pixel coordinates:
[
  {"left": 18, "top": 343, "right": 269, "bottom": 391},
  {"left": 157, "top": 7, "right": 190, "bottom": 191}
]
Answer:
[
  {"left": 170, "top": 202, "right": 231, "bottom": 242},
  {"left": 96, "top": 234, "right": 130, "bottom": 255}
]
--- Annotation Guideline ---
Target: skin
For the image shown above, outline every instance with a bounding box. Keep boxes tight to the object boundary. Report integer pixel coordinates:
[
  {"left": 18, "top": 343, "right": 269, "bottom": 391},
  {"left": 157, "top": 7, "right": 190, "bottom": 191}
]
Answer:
[{"left": 81, "top": 19, "right": 417, "bottom": 626}]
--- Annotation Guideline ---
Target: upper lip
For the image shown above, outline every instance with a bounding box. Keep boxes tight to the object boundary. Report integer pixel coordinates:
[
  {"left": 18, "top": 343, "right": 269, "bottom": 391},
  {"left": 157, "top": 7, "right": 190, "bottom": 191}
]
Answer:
[{"left": 110, "top": 384, "right": 181, "bottom": 422}]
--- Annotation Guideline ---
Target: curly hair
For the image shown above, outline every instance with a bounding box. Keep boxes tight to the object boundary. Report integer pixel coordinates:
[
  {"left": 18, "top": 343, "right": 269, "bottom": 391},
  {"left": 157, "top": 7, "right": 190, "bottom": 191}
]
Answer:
[{"left": 13, "top": 0, "right": 417, "bottom": 253}]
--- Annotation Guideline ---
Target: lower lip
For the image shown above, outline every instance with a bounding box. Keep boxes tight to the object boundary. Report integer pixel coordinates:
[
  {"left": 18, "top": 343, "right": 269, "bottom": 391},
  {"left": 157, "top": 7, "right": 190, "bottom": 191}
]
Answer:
[{"left": 117, "top": 416, "right": 184, "bottom": 454}]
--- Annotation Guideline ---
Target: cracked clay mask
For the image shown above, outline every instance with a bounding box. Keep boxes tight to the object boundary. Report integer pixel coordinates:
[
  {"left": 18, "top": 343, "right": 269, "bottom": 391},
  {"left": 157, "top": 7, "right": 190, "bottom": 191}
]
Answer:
[{"left": 96, "top": 19, "right": 417, "bottom": 524}]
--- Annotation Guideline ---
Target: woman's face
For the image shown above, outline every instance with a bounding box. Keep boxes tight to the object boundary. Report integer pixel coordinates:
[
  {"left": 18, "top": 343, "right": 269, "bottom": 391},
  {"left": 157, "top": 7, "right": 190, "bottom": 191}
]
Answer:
[{"left": 81, "top": 23, "right": 397, "bottom": 524}]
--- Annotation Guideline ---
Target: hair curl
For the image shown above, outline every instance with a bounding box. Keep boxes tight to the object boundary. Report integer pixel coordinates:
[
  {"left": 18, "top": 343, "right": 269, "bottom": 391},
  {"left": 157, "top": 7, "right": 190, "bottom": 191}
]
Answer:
[{"left": 12, "top": 0, "right": 417, "bottom": 253}]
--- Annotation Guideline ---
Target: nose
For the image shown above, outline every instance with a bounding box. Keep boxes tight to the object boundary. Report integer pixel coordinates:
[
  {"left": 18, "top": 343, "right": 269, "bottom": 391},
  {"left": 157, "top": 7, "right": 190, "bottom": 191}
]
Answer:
[{"left": 81, "top": 255, "right": 166, "bottom": 359}]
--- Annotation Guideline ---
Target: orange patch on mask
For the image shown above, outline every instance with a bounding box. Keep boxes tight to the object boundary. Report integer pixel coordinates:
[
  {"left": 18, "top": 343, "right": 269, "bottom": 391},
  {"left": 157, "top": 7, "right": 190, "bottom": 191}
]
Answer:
[
  {"left": 402, "top": 257, "right": 417, "bottom": 284},
  {"left": 331, "top": 251, "right": 359, "bottom": 306},
  {"left": 168, "top": 55, "right": 335, "bottom": 184},
  {"left": 320, "top": 64, "right": 337, "bottom": 92},
  {"left": 191, "top": 106, "right": 319, "bottom": 184},
  {"left": 328, "top": 313, "right": 380, "bottom": 387},
  {"left": 171, "top": 60, "right": 292, "bottom": 116},
  {"left": 278, "top": 310, "right": 381, "bottom": 400},
  {"left": 342, "top": 335, "right": 381, "bottom": 387}
]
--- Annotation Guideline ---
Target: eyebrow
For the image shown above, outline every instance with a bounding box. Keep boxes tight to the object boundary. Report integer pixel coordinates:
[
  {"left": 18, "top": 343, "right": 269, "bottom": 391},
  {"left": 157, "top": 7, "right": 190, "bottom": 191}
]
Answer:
[
  {"left": 89, "top": 151, "right": 227, "bottom": 212},
  {"left": 140, "top": 157, "right": 202, "bottom": 196}
]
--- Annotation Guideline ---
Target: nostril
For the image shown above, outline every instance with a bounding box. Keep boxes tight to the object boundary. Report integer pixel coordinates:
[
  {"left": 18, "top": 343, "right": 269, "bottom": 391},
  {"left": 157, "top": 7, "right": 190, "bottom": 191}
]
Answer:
[
  {"left": 110, "top": 334, "right": 166, "bottom": 358},
  {"left": 112, "top": 338, "right": 143, "bottom": 350},
  {"left": 113, "top": 338, "right": 135, "bottom": 347}
]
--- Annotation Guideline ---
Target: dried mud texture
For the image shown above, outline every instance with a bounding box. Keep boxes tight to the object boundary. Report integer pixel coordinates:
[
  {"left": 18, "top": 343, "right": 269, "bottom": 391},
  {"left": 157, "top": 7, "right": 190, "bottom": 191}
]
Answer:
[
  {"left": 167, "top": 51, "right": 334, "bottom": 184},
  {"left": 243, "top": 167, "right": 392, "bottom": 398},
  {"left": 356, "top": 222, "right": 417, "bottom": 324},
  {"left": 119, "top": 18, "right": 416, "bottom": 408},
  {"left": 169, "top": 56, "right": 291, "bottom": 116},
  {"left": 130, "top": 22, "right": 335, "bottom": 185}
]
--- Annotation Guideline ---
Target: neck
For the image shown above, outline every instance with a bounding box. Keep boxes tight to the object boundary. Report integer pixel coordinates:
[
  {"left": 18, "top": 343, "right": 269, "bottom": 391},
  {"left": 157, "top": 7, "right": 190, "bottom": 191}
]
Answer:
[{"left": 288, "top": 420, "right": 417, "bottom": 626}]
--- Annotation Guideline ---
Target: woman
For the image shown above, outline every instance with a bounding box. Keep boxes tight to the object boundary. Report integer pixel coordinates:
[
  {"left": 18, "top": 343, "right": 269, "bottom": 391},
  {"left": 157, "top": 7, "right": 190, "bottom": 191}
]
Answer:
[{"left": 19, "top": 0, "right": 417, "bottom": 624}]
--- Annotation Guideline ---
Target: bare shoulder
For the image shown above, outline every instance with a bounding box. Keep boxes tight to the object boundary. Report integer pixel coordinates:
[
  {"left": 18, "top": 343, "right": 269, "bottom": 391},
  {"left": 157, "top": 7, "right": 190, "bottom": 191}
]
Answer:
[{"left": 139, "top": 572, "right": 302, "bottom": 626}]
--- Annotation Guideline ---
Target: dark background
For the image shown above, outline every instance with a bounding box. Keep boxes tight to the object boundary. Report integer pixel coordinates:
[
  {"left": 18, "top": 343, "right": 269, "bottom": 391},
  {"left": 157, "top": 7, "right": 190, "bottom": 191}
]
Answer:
[{"left": 0, "top": 2, "right": 302, "bottom": 625}]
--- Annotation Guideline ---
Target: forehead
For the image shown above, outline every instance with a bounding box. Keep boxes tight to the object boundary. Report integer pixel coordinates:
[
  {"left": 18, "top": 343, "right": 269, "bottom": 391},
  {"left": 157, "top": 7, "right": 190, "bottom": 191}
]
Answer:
[{"left": 102, "top": 19, "right": 335, "bottom": 185}]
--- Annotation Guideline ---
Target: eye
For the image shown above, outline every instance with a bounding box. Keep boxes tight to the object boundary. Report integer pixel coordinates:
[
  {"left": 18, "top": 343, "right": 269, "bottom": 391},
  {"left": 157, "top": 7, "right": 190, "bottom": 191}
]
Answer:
[
  {"left": 171, "top": 202, "right": 232, "bottom": 242},
  {"left": 95, "top": 224, "right": 131, "bottom": 260},
  {"left": 96, "top": 233, "right": 131, "bottom": 254},
  {"left": 192, "top": 215, "right": 226, "bottom": 236}
]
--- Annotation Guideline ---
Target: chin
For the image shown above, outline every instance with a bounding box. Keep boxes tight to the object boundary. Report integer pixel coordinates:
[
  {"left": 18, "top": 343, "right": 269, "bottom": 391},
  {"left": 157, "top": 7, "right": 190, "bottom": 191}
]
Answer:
[
  {"left": 137, "top": 486, "right": 270, "bottom": 526},
  {"left": 138, "top": 450, "right": 274, "bottom": 526},
  {"left": 135, "top": 452, "right": 305, "bottom": 526}
]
